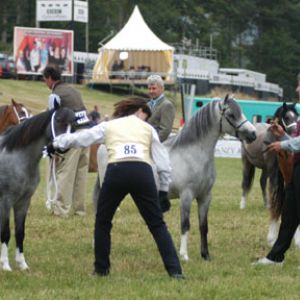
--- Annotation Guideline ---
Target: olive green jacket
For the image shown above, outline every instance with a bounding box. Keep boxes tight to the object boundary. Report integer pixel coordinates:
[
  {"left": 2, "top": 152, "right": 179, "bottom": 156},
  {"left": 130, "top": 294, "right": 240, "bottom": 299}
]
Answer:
[{"left": 148, "top": 95, "right": 175, "bottom": 142}]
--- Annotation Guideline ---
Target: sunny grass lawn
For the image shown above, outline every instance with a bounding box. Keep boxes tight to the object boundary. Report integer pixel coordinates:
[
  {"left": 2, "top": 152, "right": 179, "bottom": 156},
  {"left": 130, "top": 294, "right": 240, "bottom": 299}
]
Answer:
[{"left": 1, "top": 158, "right": 300, "bottom": 300}]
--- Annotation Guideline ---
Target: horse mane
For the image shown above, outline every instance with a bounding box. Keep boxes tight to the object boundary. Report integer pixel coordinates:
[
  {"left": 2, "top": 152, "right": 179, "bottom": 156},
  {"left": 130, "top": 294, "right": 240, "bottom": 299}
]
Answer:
[
  {"left": 172, "top": 100, "right": 220, "bottom": 147},
  {"left": 0, "top": 105, "right": 9, "bottom": 117},
  {"left": 0, "top": 109, "right": 53, "bottom": 151}
]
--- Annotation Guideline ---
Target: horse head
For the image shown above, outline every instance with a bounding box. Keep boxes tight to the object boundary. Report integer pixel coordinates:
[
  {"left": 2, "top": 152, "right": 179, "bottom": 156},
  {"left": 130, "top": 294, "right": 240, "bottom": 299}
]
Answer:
[
  {"left": 11, "top": 99, "right": 31, "bottom": 123},
  {"left": 273, "top": 102, "right": 298, "bottom": 135},
  {"left": 47, "top": 106, "right": 76, "bottom": 142},
  {"left": 220, "top": 94, "right": 256, "bottom": 143}
]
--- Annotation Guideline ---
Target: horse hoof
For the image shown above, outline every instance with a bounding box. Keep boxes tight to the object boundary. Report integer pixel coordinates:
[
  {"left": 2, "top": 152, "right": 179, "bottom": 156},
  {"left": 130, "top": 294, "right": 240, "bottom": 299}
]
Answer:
[
  {"left": 0, "top": 262, "right": 12, "bottom": 271},
  {"left": 180, "top": 253, "right": 189, "bottom": 261},
  {"left": 20, "top": 265, "right": 29, "bottom": 271},
  {"left": 201, "top": 253, "right": 211, "bottom": 261},
  {"left": 240, "top": 202, "right": 246, "bottom": 209},
  {"left": 16, "top": 261, "right": 29, "bottom": 271}
]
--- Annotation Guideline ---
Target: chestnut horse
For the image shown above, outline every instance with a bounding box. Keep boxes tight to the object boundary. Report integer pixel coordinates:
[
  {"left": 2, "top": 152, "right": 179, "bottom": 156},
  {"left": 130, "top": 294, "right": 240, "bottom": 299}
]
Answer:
[{"left": 0, "top": 99, "right": 30, "bottom": 133}]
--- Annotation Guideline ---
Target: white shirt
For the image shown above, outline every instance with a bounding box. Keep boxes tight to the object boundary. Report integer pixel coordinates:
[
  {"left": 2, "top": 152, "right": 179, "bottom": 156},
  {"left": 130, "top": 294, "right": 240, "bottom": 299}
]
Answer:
[{"left": 53, "top": 116, "right": 171, "bottom": 191}]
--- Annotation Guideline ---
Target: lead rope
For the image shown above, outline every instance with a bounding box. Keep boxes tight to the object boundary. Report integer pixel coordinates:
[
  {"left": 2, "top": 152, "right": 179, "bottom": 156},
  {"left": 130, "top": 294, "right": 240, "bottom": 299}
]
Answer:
[
  {"left": 45, "top": 118, "right": 72, "bottom": 210},
  {"left": 45, "top": 112, "right": 72, "bottom": 210},
  {"left": 45, "top": 112, "right": 58, "bottom": 210},
  {"left": 46, "top": 156, "right": 58, "bottom": 210}
]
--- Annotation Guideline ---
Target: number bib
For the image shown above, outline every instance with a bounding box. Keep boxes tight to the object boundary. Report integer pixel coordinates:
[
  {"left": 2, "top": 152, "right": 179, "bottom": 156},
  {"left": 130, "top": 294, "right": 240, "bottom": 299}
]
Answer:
[
  {"left": 115, "top": 143, "right": 144, "bottom": 159},
  {"left": 75, "top": 110, "right": 89, "bottom": 125}
]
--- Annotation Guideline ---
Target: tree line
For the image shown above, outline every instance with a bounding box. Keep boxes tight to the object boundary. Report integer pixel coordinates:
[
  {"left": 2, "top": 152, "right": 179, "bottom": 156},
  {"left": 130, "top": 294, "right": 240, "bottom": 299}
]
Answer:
[{"left": 1, "top": 0, "right": 300, "bottom": 99}]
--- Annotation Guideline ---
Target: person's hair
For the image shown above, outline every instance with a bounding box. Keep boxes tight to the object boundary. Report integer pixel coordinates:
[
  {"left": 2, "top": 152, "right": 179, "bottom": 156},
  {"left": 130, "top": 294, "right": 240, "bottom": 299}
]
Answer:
[
  {"left": 147, "top": 74, "right": 164, "bottom": 88},
  {"left": 112, "top": 97, "right": 152, "bottom": 120},
  {"left": 43, "top": 64, "right": 61, "bottom": 81}
]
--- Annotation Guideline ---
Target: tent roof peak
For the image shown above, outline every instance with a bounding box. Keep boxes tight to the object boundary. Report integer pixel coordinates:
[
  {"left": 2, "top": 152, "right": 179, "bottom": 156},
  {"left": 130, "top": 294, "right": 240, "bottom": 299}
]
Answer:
[{"left": 100, "top": 5, "right": 174, "bottom": 51}]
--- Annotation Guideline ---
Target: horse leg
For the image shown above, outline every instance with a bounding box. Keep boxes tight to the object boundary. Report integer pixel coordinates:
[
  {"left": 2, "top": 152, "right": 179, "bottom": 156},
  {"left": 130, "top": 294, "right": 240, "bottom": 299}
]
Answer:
[
  {"left": 196, "top": 194, "right": 211, "bottom": 260},
  {"left": 14, "top": 203, "right": 30, "bottom": 271},
  {"left": 260, "top": 169, "right": 269, "bottom": 208},
  {"left": 294, "top": 226, "right": 300, "bottom": 249},
  {"left": 267, "top": 219, "right": 278, "bottom": 247},
  {"left": 179, "top": 191, "right": 193, "bottom": 261},
  {"left": 240, "top": 158, "right": 255, "bottom": 209},
  {"left": 0, "top": 217, "right": 12, "bottom": 271}
]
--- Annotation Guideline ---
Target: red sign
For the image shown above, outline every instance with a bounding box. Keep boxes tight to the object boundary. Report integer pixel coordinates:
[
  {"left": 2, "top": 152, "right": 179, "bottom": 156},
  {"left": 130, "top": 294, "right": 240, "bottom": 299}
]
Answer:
[{"left": 14, "top": 27, "right": 74, "bottom": 76}]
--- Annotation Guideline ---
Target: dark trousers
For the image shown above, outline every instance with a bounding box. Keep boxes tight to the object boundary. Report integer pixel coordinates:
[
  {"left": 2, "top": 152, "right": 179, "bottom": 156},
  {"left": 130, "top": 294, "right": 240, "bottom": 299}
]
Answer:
[
  {"left": 94, "top": 161, "right": 182, "bottom": 276},
  {"left": 267, "top": 162, "right": 300, "bottom": 262}
]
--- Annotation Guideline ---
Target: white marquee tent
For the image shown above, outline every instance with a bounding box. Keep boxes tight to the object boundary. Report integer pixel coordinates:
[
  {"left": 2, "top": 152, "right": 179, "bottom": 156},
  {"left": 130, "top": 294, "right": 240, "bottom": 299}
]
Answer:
[{"left": 92, "top": 5, "right": 174, "bottom": 83}]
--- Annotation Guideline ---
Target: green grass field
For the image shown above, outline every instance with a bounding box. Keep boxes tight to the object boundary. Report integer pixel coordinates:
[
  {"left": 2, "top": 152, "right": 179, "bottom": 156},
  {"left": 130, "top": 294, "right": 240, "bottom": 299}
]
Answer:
[{"left": 0, "top": 79, "right": 299, "bottom": 299}]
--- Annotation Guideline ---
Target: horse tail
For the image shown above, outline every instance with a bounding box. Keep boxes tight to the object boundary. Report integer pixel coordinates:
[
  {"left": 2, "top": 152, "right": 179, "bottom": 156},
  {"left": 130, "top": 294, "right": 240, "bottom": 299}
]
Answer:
[
  {"left": 241, "top": 153, "right": 255, "bottom": 195},
  {"left": 269, "top": 164, "right": 285, "bottom": 221}
]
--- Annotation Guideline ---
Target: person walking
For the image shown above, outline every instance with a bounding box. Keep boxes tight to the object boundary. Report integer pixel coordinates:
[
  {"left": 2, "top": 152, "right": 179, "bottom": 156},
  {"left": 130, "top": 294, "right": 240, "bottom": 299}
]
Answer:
[
  {"left": 43, "top": 64, "right": 90, "bottom": 217},
  {"left": 147, "top": 75, "right": 176, "bottom": 143},
  {"left": 254, "top": 121, "right": 300, "bottom": 265},
  {"left": 52, "top": 97, "right": 184, "bottom": 279}
]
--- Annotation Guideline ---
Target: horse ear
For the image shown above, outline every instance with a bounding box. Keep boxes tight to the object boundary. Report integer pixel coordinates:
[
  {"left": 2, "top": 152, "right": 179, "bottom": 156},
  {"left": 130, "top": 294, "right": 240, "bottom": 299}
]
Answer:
[
  {"left": 11, "top": 99, "right": 16, "bottom": 106},
  {"left": 224, "top": 94, "right": 229, "bottom": 103},
  {"left": 283, "top": 102, "right": 287, "bottom": 109}
]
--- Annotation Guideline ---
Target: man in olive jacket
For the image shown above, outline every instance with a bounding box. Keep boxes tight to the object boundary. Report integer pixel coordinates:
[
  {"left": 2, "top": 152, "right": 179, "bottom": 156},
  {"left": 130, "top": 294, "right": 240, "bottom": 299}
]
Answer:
[
  {"left": 147, "top": 75, "right": 175, "bottom": 212},
  {"left": 147, "top": 75, "right": 175, "bottom": 143}
]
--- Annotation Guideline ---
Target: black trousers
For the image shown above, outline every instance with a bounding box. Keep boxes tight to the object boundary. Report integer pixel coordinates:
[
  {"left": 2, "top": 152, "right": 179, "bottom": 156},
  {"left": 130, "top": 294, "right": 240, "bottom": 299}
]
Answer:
[
  {"left": 267, "top": 162, "right": 300, "bottom": 262},
  {"left": 94, "top": 161, "right": 182, "bottom": 276}
]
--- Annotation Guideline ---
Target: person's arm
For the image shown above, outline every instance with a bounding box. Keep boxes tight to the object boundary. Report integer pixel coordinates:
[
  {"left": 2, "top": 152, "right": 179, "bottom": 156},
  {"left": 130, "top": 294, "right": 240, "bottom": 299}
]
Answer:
[
  {"left": 281, "top": 135, "right": 300, "bottom": 152},
  {"left": 53, "top": 121, "right": 108, "bottom": 150},
  {"left": 151, "top": 128, "right": 171, "bottom": 192},
  {"left": 158, "top": 101, "right": 175, "bottom": 142},
  {"left": 267, "top": 122, "right": 300, "bottom": 152},
  {"left": 48, "top": 94, "right": 61, "bottom": 109}
]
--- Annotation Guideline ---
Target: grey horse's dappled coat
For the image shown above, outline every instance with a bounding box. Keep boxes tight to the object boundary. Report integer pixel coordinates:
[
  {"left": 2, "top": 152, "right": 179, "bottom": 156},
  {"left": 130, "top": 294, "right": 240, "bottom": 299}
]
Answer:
[
  {"left": 0, "top": 107, "right": 75, "bottom": 271},
  {"left": 94, "top": 95, "right": 257, "bottom": 261}
]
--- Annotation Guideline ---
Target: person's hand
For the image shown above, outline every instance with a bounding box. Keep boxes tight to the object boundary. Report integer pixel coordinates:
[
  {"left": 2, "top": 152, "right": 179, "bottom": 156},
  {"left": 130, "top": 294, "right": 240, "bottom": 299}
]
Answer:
[
  {"left": 46, "top": 143, "right": 56, "bottom": 157},
  {"left": 267, "top": 141, "right": 282, "bottom": 153},
  {"left": 158, "top": 191, "right": 171, "bottom": 213},
  {"left": 269, "top": 123, "right": 285, "bottom": 138}
]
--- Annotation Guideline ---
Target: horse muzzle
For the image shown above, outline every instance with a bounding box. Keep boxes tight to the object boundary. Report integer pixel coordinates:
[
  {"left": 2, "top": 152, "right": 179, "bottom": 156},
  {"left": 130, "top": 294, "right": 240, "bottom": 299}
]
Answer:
[{"left": 244, "top": 131, "right": 257, "bottom": 144}]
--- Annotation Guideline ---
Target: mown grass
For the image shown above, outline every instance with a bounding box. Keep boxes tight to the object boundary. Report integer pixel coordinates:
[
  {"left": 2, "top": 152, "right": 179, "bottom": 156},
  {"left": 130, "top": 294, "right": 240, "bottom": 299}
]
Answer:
[
  {"left": 0, "top": 78, "right": 182, "bottom": 127},
  {"left": 0, "top": 78, "right": 125, "bottom": 115},
  {"left": 1, "top": 79, "right": 300, "bottom": 299},
  {"left": 1, "top": 158, "right": 300, "bottom": 300}
]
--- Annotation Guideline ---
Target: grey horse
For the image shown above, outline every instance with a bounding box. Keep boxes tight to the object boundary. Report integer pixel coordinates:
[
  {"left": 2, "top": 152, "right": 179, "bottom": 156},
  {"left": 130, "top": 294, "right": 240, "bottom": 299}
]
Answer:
[
  {"left": 94, "top": 95, "right": 256, "bottom": 261},
  {"left": 240, "top": 103, "right": 300, "bottom": 247},
  {"left": 0, "top": 106, "right": 75, "bottom": 271}
]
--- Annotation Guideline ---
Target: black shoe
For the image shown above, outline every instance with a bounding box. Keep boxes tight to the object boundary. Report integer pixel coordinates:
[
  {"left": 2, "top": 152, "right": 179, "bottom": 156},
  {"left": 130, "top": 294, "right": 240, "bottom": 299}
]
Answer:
[
  {"left": 170, "top": 273, "right": 185, "bottom": 280},
  {"left": 91, "top": 269, "right": 110, "bottom": 277}
]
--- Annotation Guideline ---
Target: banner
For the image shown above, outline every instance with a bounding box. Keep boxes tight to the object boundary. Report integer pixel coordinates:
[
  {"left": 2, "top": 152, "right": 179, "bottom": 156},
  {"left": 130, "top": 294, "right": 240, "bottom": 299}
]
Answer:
[
  {"left": 74, "top": 0, "right": 88, "bottom": 23},
  {"left": 14, "top": 27, "right": 74, "bottom": 76},
  {"left": 36, "top": 0, "right": 72, "bottom": 22},
  {"left": 215, "top": 138, "right": 241, "bottom": 158}
]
